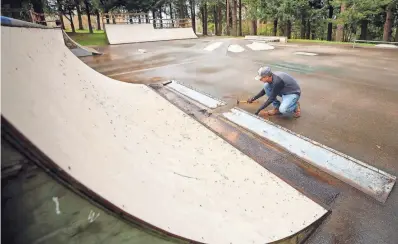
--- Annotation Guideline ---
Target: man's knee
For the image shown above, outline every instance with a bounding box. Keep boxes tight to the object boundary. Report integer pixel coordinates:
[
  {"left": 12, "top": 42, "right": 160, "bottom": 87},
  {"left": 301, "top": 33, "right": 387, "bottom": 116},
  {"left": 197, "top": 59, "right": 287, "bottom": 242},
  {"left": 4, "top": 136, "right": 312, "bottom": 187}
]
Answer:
[
  {"left": 279, "top": 105, "right": 288, "bottom": 114},
  {"left": 279, "top": 104, "right": 296, "bottom": 114}
]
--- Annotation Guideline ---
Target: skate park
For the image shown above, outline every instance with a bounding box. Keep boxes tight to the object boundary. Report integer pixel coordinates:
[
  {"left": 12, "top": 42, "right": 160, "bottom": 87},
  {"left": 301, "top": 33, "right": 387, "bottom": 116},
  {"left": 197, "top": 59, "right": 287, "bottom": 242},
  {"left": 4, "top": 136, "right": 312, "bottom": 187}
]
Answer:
[
  {"left": 2, "top": 11, "right": 398, "bottom": 244},
  {"left": 82, "top": 27, "right": 398, "bottom": 243}
]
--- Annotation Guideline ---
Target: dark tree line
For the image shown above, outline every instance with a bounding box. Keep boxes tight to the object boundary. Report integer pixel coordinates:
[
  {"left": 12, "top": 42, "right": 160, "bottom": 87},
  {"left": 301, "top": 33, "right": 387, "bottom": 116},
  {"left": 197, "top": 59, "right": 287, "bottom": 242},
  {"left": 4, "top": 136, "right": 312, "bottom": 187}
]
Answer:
[{"left": 1, "top": 0, "right": 398, "bottom": 41}]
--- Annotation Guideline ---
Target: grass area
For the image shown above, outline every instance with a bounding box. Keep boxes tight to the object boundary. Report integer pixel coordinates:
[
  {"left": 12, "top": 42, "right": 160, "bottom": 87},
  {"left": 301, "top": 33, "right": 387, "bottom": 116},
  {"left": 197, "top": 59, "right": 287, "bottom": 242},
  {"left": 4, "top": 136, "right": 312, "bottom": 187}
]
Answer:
[
  {"left": 288, "top": 39, "right": 376, "bottom": 47},
  {"left": 65, "top": 29, "right": 104, "bottom": 34},
  {"left": 66, "top": 29, "right": 108, "bottom": 46}
]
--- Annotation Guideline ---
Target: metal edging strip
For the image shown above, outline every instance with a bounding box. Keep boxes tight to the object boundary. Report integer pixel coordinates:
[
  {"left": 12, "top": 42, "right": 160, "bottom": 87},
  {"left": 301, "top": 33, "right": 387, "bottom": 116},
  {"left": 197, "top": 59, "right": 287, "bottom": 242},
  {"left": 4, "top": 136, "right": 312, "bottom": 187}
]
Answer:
[
  {"left": 223, "top": 107, "right": 396, "bottom": 203},
  {"left": 163, "top": 80, "right": 226, "bottom": 109}
]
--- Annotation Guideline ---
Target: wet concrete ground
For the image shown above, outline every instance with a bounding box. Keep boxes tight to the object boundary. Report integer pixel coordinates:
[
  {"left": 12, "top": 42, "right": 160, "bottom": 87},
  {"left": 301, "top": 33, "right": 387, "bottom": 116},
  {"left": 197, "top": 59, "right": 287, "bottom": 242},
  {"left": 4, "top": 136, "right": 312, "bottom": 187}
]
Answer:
[{"left": 81, "top": 38, "right": 398, "bottom": 244}]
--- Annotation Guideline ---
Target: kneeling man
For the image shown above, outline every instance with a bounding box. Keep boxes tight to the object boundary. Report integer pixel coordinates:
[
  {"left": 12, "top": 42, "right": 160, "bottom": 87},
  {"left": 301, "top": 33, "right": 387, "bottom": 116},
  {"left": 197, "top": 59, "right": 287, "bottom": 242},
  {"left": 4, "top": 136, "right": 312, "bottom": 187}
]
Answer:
[{"left": 248, "top": 66, "right": 301, "bottom": 118}]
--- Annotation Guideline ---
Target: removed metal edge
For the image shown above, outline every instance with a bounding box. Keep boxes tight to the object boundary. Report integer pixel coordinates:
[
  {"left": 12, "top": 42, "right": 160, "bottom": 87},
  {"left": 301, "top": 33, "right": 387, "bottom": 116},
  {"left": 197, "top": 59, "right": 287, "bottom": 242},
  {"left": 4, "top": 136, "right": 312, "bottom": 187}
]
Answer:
[
  {"left": 223, "top": 107, "right": 396, "bottom": 203},
  {"left": 162, "top": 80, "right": 226, "bottom": 109}
]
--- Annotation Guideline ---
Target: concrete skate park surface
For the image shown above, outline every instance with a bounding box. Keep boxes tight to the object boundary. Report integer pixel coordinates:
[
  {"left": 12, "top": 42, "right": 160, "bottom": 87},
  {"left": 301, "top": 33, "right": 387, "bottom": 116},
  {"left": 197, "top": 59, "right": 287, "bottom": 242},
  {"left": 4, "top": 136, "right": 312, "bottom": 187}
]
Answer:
[
  {"left": 81, "top": 38, "right": 398, "bottom": 243},
  {"left": 2, "top": 24, "right": 334, "bottom": 243}
]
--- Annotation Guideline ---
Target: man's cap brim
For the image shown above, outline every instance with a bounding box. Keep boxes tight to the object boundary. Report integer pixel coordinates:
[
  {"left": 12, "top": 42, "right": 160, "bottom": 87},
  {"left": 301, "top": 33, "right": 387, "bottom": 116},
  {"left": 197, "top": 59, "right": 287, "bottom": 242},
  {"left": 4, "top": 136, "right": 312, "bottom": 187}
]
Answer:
[{"left": 254, "top": 75, "right": 261, "bottom": 81}]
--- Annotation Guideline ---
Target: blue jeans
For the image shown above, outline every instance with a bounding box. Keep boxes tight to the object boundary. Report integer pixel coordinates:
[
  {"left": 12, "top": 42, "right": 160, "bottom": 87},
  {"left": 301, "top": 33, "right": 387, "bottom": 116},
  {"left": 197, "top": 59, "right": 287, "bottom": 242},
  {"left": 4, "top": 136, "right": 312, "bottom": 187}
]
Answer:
[{"left": 264, "top": 83, "right": 300, "bottom": 115}]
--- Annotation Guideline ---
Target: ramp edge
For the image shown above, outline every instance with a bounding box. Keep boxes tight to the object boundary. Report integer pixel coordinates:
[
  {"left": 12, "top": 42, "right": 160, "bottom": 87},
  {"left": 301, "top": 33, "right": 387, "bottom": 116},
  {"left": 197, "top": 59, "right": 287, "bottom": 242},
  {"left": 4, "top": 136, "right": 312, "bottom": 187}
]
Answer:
[
  {"left": 1, "top": 117, "right": 196, "bottom": 244},
  {"left": 2, "top": 114, "right": 330, "bottom": 244}
]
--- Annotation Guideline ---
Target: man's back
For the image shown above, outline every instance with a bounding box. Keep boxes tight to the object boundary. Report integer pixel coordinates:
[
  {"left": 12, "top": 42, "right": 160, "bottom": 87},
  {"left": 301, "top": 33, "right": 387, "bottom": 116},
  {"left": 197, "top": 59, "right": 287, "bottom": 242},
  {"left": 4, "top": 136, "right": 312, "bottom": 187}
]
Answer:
[{"left": 273, "top": 71, "right": 301, "bottom": 96}]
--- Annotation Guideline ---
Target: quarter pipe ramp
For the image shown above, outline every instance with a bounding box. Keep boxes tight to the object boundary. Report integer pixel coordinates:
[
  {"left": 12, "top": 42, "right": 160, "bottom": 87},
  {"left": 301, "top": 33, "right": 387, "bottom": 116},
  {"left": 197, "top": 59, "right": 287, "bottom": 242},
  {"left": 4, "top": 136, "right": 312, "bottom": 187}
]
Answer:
[
  {"left": 105, "top": 24, "right": 198, "bottom": 44},
  {"left": 2, "top": 21, "right": 327, "bottom": 243}
]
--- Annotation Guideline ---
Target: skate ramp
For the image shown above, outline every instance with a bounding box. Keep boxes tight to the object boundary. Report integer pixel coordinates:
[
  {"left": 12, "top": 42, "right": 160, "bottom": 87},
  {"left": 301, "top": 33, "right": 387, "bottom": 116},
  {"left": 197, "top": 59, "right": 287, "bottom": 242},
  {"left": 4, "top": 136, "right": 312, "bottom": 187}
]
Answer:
[
  {"left": 105, "top": 24, "right": 197, "bottom": 44},
  {"left": 62, "top": 30, "right": 102, "bottom": 57},
  {"left": 2, "top": 23, "right": 328, "bottom": 244}
]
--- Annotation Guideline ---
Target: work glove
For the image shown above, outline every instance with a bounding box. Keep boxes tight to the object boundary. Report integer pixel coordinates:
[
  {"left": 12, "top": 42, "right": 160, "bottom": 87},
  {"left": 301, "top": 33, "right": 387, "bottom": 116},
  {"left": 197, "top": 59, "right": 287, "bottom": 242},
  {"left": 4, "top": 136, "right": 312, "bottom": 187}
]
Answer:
[{"left": 247, "top": 97, "right": 255, "bottom": 103}]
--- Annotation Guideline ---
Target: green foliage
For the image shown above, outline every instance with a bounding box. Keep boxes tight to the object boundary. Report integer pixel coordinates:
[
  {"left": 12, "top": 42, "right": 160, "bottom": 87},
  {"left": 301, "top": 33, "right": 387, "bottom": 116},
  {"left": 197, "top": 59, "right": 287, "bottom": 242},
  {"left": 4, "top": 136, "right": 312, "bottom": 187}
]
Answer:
[
  {"left": 66, "top": 30, "right": 107, "bottom": 45},
  {"left": 14, "top": 0, "right": 397, "bottom": 41}
]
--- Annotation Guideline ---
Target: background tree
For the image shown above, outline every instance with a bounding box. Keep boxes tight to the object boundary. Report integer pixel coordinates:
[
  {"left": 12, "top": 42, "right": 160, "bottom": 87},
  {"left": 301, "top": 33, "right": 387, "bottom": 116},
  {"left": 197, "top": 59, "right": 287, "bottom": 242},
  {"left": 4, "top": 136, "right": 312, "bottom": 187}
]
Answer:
[
  {"left": 74, "top": 0, "right": 84, "bottom": 29},
  {"left": 83, "top": 0, "right": 93, "bottom": 33}
]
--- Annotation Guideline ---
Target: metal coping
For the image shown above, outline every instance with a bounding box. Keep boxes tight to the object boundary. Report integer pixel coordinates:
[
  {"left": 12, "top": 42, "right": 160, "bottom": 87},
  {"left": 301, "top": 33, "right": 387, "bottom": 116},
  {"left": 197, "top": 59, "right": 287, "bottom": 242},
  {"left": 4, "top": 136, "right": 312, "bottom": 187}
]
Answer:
[
  {"left": 1, "top": 16, "right": 54, "bottom": 29},
  {"left": 223, "top": 107, "right": 396, "bottom": 203},
  {"left": 162, "top": 80, "right": 226, "bottom": 109}
]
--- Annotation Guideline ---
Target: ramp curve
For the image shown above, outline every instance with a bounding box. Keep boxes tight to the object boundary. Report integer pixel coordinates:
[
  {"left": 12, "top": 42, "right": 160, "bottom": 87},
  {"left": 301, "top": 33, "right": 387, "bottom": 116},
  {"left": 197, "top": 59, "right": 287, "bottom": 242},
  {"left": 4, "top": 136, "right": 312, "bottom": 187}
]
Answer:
[
  {"left": 2, "top": 22, "right": 327, "bottom": 243},
  {"left": 62, "top": 30, "right": 102, "bottom": 57},
  {"left": 105, "top": 23, "right": 197, "bottom": 44}
]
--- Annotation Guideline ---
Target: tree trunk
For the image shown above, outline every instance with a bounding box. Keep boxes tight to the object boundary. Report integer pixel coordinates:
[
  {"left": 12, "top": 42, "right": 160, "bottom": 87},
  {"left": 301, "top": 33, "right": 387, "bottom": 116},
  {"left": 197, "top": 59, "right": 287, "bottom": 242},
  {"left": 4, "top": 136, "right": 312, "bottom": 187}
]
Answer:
[
  {"left": 201, "top": 3, "right": 208, "bottom": 35},
  {"left": 190, "top": 0, "right": 196, "bottom": 33},
  {"left": 327, "top": 5, "right": 333, "bottom": 41},
  {"left": 383, "top": 4, "right": 393, "bottom": 42},
  {"left": 56, "top": 0, "right": 65, "bottom": 29},
  {"left": 231, "top": 0, "right": 237, "bottom": 36},
  {"left": 226, "top": 0, "right": 230, "bottom": 35},
  {"left": 169, "top": 3, "right": 173, "bottom": 19},
  {"left": 306, "top": 20, "right": 311, "bottom": 39},
  {"left": 69, "top": 11, "right": 75, "bottom": 33},
  {"left": 169, "top": 3, "right": 174, "bottom": 27},
  {"left": 76, "top": 3, "right": 84, "bottom": 30},
  {"left": 360, "top": 19, "right": 368, "bottom": 40},
  {"left": 152, "top": 10, "right": 156, "bottom": 28},
  {"left": 204, "top": 3, "right": 208, "bottom": 35},
  {"left": 273, "top": 19, "right": 278, "bottom": 36},
  {"left": 105, "top": 13, "right": 110, "bottom": 24},
  {"left": 300, "top": 14, "right": 305, "bottom": 39},
  {"left": 59, "top": 13, "right": 65, "bottom": 29},
  {"left": 238, "top": 0, "right": 242, "bottom": 36},
  {"left": 159, "top": 6, "right": 163, "bottom": 28},
  {"left": 250, "top": 20, "right": 257, "bottom": 35},
  {"left": 84, "top": 0, "right": 93, "bottom": 33},
  {"left": 96, "top": 10, "right": 101, "bottom": 30},
  {"left": 336, "top": 3, "right": 346, "bottom": 42},
  {"left": 286, "top": 20, "right": 292, "bottom": 39},
  {"left": 185, "top": 4, "right": 189, "bottom": 18},
  {"left": 217, "top": 5, "right": 222, "bottom": 35},
  {"left": 178, "top": 0, "right": 185, "bottom": 18},
  {"left": 214, "top": 5, "right": 219, "bottom": 35},
  {"left": 395, "top": 27, "right": 398, "bottom": 42}
]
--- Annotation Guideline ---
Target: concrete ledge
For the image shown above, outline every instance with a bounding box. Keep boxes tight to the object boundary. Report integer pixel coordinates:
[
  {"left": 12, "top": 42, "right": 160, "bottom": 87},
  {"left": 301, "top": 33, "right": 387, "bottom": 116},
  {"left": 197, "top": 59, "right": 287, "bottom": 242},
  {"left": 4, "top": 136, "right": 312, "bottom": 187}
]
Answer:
[{"left": 223, "top": 108, "right": 396, "bottom": 203}]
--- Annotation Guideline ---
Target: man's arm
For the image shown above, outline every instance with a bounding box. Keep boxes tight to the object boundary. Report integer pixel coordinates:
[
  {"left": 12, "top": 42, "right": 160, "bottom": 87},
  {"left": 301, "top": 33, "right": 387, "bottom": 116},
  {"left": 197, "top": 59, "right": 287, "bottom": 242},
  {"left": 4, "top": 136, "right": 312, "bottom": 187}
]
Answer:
[
  {"left": 249, "top": 89, "right": 265, "bottom": 102},
  {"left": 254, "top": 82, "right": 283, "bottom": 115}
]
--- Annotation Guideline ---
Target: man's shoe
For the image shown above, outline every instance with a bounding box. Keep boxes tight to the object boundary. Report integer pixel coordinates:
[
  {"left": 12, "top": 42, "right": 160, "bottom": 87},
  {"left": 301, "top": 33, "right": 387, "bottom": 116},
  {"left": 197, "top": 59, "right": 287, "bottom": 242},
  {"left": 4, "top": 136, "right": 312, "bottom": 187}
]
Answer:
[
  {"left": 259, "top": 108, "right": 280, "bottom": 117},
  {"left": 267, "top": 108, "right": 281, "bottom": 116},
  {"left": 293, "top": 102, "right": 301, "bottom": 118}
]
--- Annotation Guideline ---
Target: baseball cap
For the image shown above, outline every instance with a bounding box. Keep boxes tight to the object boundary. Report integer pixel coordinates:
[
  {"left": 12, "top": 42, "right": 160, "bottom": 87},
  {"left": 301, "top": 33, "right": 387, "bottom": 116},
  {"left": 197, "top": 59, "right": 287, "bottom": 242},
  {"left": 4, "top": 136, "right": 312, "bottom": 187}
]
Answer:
[{"left": 254, "top": 66, "right": 272, "bottom": 80}]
